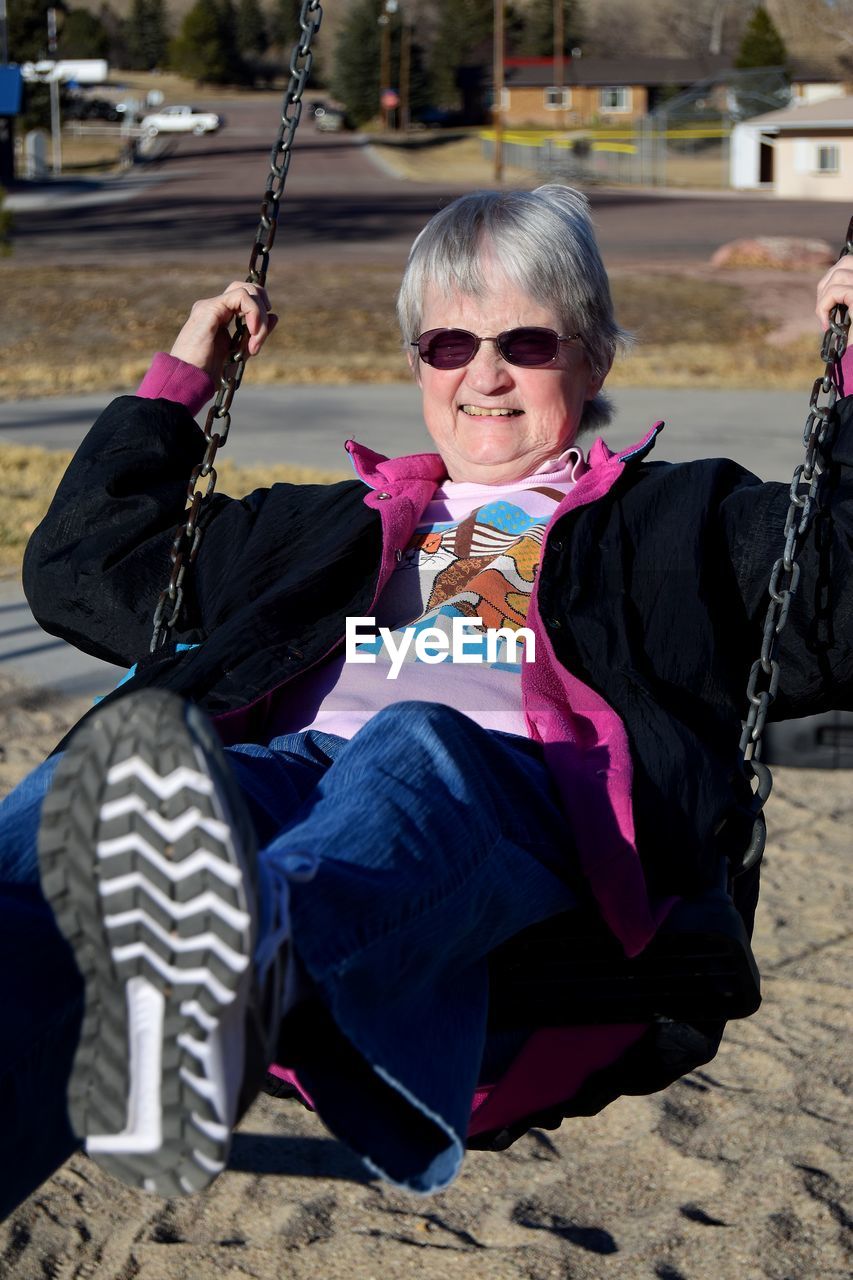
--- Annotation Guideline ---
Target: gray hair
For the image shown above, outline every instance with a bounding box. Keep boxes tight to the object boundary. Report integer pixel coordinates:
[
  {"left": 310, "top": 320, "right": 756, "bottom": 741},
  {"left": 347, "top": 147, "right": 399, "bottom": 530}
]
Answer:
[{"left": 397, "top": 184, "right": 629, "bottom": 432}]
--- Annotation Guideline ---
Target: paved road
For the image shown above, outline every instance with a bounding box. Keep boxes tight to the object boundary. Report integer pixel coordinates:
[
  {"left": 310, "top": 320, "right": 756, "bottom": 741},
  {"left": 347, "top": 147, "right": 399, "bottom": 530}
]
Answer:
[
  {"left": 4, "top": 100, "right": 848, "bottom": 268},
  {"left": 0, "top": 383, "right": 815, "bottom": 698},
  {"left": 0, "top": 384, "right": 814, "bottom": 475}
]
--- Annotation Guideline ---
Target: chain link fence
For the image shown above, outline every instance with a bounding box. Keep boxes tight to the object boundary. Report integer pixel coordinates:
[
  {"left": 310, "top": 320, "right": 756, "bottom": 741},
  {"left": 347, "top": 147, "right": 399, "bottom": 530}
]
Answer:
[{"left": 483, "top": 67, "right": 792, "bottom": 189}]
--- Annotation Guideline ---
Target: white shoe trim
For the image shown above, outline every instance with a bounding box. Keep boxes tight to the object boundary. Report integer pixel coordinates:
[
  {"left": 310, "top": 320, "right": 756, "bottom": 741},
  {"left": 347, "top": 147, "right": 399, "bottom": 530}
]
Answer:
[{"left": 87, "top": 976, "right": 164, "bottom": 1155}]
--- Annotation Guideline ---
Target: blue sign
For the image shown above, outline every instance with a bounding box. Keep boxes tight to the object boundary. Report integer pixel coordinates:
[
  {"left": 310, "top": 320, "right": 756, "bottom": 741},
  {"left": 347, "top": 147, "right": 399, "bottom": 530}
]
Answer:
[{"left": 0, "top": 67, "right": 23, "bottom": 117}]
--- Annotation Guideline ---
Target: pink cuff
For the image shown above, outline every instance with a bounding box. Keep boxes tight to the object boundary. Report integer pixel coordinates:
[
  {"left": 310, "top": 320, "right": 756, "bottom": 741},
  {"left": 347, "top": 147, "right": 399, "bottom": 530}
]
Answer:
[{"left": 137, "top": 353, "right": 216, "bottom": 417}]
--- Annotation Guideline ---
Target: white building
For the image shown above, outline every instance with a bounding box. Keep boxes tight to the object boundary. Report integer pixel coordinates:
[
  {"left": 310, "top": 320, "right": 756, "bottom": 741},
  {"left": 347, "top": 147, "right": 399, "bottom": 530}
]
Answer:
[{"left": 731, "top": 94, "right": 853, "bottom": 200}]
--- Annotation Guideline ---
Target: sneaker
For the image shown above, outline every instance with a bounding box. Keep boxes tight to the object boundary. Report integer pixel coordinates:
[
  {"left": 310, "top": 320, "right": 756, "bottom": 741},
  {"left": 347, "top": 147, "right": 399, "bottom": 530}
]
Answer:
[{"left": 38, "top": 690, "right": 282, "bottom": 1197}]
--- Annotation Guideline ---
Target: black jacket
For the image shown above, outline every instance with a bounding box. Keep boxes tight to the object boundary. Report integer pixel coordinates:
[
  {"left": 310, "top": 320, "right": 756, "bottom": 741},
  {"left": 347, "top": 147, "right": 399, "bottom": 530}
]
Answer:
[{"left": 24, "top": 393, "right": 853, "bottom": 904}]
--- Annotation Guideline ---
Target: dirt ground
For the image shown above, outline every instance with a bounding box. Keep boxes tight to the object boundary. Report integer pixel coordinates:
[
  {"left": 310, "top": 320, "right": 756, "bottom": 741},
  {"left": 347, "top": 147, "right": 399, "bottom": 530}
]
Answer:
[{"left": 0, "top": 670, "right": 850, "bottom": 1280}]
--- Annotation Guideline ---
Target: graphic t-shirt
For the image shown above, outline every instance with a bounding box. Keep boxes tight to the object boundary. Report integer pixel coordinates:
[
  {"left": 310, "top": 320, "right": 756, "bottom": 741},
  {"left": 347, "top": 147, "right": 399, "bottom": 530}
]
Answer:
[{"left": 268, "top": 450, "right": 583, "bottom": 740}]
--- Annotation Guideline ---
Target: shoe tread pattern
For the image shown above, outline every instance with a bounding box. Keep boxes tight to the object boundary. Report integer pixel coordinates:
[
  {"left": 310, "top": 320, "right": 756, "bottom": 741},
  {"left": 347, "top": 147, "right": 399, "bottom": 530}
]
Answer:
[{"left": 38, "top": 691, "right": 254, "bottom": 1197}]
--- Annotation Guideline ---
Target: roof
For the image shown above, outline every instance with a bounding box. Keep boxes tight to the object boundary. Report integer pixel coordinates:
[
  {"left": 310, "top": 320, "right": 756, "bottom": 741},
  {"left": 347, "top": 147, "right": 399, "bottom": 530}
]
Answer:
[
  {"left": 746, "top": 94, "right": 853, "bottom": 130},
  {"left": 0, "top": 66, "right": 23, "bottom": 116},
  {"left": 504, "top": 55, "right": 731, "bottom": 89}
]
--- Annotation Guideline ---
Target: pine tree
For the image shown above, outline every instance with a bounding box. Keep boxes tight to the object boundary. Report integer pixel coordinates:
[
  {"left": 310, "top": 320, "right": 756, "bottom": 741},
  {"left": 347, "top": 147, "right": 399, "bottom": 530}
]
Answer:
[
  {"left": 329, "top": 0, "right": 383, "bottom": 126},
  {"left": 268, "top": 0, "right": 304, "bottom": 50},
  {"left": 169, "top": 1, "right": 229, "bottom": 82},
  {"left": 735, "top": 4, "right": 788, "bottom": 70},
  {"left": 169, "top": 0, "right": 245, "bottom": 84},
  {"left": 429, "top": 0, "right": 493, "bottom": 111},
  {"left": 97, "top": 2, "right": 130, "bottom": 67},
  {"left": 58, "top": 10, "right": 111, "bottom": 59},
  {"left": 8, "top": 0, "right": 60, "bottom": 63},
  {"left": 237, "top": 0, "right": 269, "bottom": 56},
  {"left": 125, "top": 0, "right": 169, "bottom": 71},
  {"left": 513, "top": 0, "right": 577, "bottom": 58}
]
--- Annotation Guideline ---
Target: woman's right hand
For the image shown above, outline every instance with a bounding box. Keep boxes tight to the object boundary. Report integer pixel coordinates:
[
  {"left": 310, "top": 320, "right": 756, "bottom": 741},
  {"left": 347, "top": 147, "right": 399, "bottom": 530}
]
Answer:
[{"left": 170, "top": 281, "right": 278, "bottom": 382}]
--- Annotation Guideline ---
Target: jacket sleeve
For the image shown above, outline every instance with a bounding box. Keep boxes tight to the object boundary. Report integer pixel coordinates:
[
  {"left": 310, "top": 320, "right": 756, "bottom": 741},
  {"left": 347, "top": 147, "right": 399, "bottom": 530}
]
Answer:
[
  {"left": 23, "top": 396, "right": 265, "bottom": 668},
  {"left": 719, "top": 393, "right": 853, "bottom": 717}
]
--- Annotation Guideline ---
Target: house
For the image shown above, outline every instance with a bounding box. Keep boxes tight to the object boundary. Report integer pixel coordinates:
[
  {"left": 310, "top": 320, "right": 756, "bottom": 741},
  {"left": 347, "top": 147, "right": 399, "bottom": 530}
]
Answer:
[
  {"left": 789, "top": 59, "right": 848, "bottom": 107},
  {"left": 731, "top": 94, "right": 853, "bottom": 200},
  {"left": 500, "top": 55, "right": 731, "bottom": 129},
  {"left": 0, "top": 66, "right": 23, "bottom": 186}
]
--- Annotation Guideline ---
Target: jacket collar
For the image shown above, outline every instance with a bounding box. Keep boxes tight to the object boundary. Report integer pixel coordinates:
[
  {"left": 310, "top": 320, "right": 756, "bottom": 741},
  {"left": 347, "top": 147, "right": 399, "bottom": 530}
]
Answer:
[
  {"left": 345, "top": 440, "right": 447, "bottom": 489},
  {"left": 586, "top": 420, "right": 665, "bottom": 470},
  {"left": 346, "top": 421, "right": 665, "bottom": 491}
]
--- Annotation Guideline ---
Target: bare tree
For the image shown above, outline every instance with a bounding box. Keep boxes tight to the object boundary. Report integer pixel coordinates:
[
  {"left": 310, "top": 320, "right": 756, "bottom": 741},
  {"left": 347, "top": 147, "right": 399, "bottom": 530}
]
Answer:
[
  {"left": 765, "top": 0, "right": 853, "bottom": 72},
  {"left": 578, "top": 0, "right": 746, "bottom": 59}
]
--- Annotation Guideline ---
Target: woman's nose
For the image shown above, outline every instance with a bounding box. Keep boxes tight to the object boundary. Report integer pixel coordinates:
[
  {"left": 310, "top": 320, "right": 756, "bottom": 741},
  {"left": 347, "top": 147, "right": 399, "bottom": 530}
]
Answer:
[{"left": 464, "top": 340, "right": 515, "bottom": 392}]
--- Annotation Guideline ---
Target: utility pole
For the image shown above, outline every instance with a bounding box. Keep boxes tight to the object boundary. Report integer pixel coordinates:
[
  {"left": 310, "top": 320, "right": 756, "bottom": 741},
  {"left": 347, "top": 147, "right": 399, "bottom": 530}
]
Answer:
[
  {"left": 553, "top": 0, "right": 565, "bottom": 131},
  {"left": 0, "top": 0, "right": 8, "bottom": 66},
  {"left": 493, "top": 0, "right": 504, "bottom": 182},
  {"left": 47, "top": 7, "right": 62, "bottom": 175},
  {"left": 399, "top": 16, "right": 411, "bottom": 132},
  {"left": 378, "top": 0, "right": 398, "bottom": 131}
]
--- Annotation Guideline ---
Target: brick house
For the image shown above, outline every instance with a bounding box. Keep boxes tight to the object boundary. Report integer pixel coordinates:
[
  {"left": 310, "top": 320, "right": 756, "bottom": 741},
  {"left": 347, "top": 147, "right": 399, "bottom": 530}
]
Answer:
[{"left": 500, "top": 55, "right": 731, "bottom": 128}]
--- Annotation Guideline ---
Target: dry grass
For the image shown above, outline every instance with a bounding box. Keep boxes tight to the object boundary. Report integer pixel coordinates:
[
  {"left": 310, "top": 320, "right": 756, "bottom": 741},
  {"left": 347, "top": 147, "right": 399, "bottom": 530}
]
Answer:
[
  {"left": 371, "top": 135, "right": 535, "bottom": 187},
  {"left": 371, "top": 135, "right": 730, "bottom": 190},
  {"left": 0, "top": 263, "right": 407, "bottom": 399},
  {"left": 59, "top": 130, "right": 129, "bottom": 173},
  {"left": 0, "top": 260, "right": 821, "bottom": 399},
  {"left": 0, "top": 443, "right": 346, "bottom": 579}
]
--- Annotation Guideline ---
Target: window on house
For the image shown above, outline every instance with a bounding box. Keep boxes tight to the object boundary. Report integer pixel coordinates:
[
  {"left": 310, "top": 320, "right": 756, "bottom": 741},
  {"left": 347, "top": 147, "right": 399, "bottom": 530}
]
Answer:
[
  {"left": 599, "top": 86, "right": 630, "bottom": 111},
  {"left": 544, "top": 87, "right": 570, "bottom": 109},
  {"left": 816, "top": 144, "right": 839, "bottom": 173}
]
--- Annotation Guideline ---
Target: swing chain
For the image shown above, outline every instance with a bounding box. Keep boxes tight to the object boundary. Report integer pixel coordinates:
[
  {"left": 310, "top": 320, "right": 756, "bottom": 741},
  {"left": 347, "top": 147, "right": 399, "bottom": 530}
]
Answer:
[
  {"left": 735, "top": 215, "right": 852, "bottom": 869},
  {"left": 151, "top": 0, "right": 324, "bottom": 653}
]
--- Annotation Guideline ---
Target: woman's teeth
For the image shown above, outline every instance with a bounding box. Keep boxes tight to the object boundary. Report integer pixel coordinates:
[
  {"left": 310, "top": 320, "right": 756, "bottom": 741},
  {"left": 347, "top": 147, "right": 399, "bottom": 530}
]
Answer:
[{"left": 461, "top": 406, "right": 522, "bottom": 416}]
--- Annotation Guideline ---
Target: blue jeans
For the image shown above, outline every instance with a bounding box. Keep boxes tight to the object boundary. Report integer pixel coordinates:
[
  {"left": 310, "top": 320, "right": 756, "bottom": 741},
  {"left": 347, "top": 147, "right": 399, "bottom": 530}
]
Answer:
[{"left": 0, "top": 700, "right": 578, "bottom": 1215}]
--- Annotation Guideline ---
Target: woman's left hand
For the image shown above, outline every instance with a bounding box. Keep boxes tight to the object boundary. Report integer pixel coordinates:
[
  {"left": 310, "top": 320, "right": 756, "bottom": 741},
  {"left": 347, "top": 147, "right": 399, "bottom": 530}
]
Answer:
[{"left": 816, "top": 258, "right": 853, "bottom": 333}]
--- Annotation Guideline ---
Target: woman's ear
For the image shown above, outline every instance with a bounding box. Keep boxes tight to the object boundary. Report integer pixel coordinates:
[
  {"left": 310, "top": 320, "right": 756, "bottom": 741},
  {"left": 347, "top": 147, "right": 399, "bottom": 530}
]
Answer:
[
  {"left": 585, "top": 353, "right": 612, "bottom": 401},
  {"left": 407, "top": 349, "right": 422, "bottom": 386}
]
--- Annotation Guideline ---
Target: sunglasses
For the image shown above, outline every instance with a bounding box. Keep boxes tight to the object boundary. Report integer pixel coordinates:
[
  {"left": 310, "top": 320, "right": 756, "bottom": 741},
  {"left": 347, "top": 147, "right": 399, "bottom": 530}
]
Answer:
[{"left": 412, "top": 326, "right": 583, "bottom": 370}]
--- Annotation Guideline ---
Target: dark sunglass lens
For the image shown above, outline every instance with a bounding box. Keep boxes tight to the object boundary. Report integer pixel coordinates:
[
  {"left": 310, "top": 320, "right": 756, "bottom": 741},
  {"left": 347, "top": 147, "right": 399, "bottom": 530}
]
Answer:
[
  {"left": 421, "top": 330, "right": 477, "bottom": 368},
  {"left": 500, "top": 328, "right": 559, "bottom": 366}
]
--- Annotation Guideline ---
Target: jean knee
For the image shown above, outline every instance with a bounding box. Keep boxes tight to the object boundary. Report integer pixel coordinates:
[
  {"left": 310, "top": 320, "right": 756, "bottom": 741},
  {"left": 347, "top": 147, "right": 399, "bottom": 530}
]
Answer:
[{"left": 364, "top": 700, "right": 473, "bottom": 741}]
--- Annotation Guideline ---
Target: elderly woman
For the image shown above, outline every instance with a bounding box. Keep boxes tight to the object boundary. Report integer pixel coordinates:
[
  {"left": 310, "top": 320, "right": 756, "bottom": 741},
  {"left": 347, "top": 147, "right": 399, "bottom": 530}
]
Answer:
[{"left": 2, "top": 186, "right": 852, "bottom": 1216}]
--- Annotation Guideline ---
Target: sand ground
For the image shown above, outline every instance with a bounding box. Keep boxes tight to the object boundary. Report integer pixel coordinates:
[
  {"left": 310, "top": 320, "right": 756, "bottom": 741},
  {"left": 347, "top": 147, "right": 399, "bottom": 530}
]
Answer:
[{"left": 0, "top": 672, "right": 850, "bottom": 1279}]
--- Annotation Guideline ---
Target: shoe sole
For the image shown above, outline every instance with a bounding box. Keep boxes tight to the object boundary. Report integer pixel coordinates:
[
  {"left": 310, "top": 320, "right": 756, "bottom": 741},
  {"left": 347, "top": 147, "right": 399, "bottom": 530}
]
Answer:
[{"left": 38, "top": 691, "right": 255, "bottom": 1197}]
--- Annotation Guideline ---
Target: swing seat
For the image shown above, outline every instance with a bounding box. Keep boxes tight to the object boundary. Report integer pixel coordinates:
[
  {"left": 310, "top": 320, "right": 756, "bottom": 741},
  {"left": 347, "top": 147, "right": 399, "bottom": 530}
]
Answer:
[
  {"left": 263, "top": 878, "right": 760, "bottom": 1151},
  {"left": 487, "top": 885, "right": 761, "bottom": 1029}
]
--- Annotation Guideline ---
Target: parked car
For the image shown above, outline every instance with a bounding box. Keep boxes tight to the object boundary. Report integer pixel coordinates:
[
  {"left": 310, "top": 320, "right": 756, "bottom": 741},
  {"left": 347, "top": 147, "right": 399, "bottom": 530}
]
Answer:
[
  {"left": 314, "top": 106, "right": 346, "bottom": 132},
  {"left": 139, "top": 105, "right": 223, "bottom": 137},
  {"left": 65, "top": 95, "right": 122, "bottom": 123},
  {"left": 411, "top": 105, "right": 463, "bottom": 129}
]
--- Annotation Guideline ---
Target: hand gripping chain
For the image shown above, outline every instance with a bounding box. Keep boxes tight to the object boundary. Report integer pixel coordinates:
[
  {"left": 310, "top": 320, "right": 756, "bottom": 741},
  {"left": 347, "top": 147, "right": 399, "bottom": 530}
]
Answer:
[
  {"left": 150, "top": 0, "right": 324, "bottom": 653},
  {"left": 734, "top": 215, "right": 852, "bottom": 873}
]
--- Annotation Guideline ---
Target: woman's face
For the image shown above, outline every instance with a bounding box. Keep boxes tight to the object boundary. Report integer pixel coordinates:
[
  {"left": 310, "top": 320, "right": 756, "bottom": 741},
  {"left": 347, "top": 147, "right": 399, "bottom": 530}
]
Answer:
[{"left": 413, "top": 264, "right": 607, "bottom": 485}]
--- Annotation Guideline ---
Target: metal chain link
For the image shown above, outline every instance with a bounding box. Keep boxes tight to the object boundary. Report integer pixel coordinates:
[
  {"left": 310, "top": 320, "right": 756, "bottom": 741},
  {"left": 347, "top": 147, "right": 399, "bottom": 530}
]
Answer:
[
  {"left": 735, "top": 213, "right": 852, "bottom": 871},
  {"left": 151, "top": 0, "right": 323, "bottom": 652}
]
